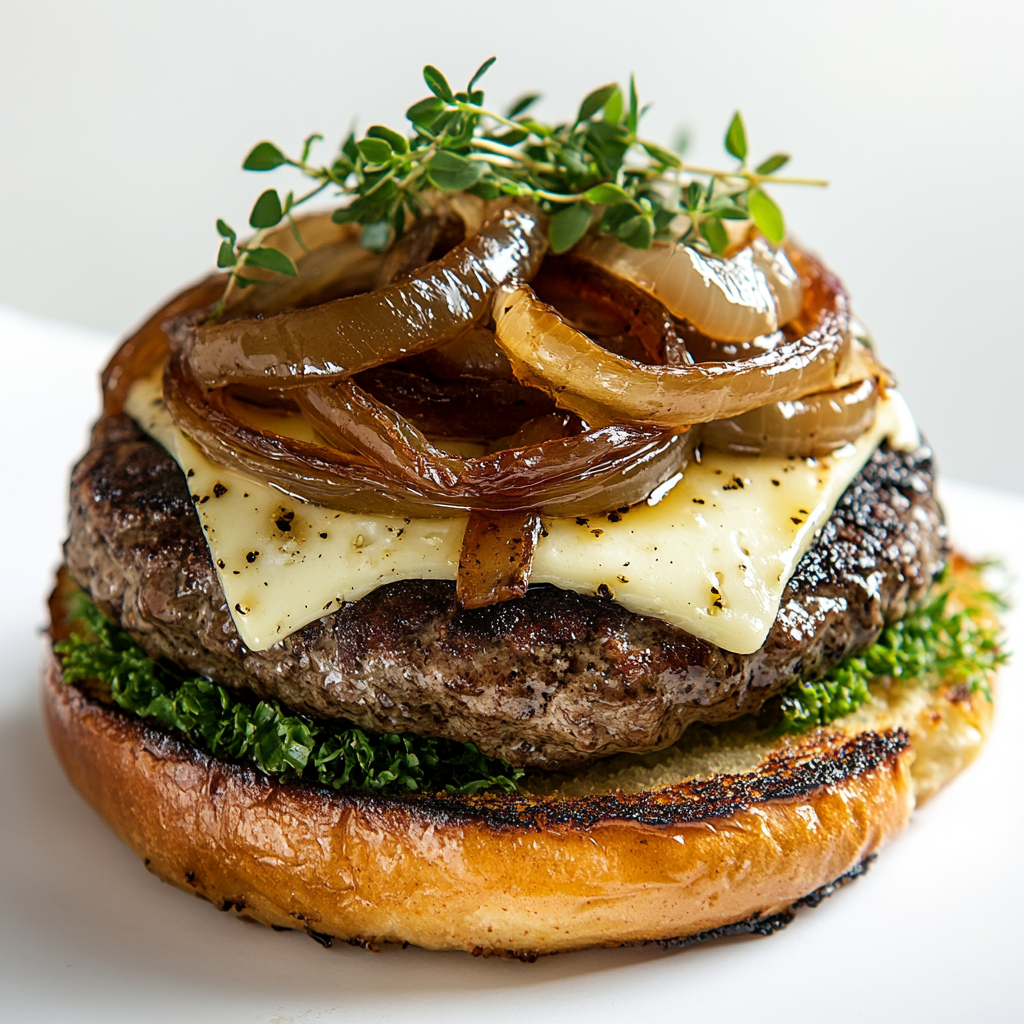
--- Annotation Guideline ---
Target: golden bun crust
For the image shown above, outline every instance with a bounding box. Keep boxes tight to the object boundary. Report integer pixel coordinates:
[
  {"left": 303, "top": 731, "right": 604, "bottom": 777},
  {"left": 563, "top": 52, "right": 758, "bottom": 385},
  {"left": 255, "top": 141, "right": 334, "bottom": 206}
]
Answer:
[{"left": 41, "top": 614, "right": 992, "bottom": 957}]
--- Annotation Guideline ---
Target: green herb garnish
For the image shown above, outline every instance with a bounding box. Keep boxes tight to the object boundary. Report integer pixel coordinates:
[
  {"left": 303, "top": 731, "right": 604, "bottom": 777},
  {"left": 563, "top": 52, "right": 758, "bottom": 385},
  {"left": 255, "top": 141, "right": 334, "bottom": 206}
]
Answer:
[
  {"left": 775, "top": 571, "right": 1007, "bottom": 734},
  {"left": 55, "top": 594, "right": 522, "bottom": 795},
  {"left": 212, "top": 58, "right": 827, "bottom": 316}
]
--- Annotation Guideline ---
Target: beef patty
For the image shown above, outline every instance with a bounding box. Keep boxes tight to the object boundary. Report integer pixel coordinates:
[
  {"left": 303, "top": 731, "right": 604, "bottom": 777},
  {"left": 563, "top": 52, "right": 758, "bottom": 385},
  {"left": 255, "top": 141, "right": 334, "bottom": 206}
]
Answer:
[{"left": 65, "top": 414, "right": 947, "bottom": 770}]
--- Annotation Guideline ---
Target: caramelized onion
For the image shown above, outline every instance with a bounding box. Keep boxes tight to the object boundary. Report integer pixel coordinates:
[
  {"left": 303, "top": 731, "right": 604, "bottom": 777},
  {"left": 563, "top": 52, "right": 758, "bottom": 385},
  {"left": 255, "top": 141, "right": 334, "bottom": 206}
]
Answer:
[
  {"left": 530, "top": 256, "right": 680, "bottom": 364},
  {"left": 102, "top": 275, "right": 225, "bottom": 417},
  {"left": 702, "top": 377, "right": 881, "bottom": 458},
  {"left": 373, "top": 207, "right": 465, "bottom": 288},
  {"left": 225, "top": 217, "right": 385, "bottom": 318},
  {"left": 750, "top": 238, "right": 803, "bottom": 326},
  {"left": 165, "top": 351, "right": 695, "bottom": 516},
  {"left": 492, "top": 251, "right": 851, "bottom": 429},
  {"left": 185, "top": 204, "right": 548, "bottom": 389},
  {"left": 682, "top": 325, "right": 784, "bottom": 364},
  {"left": 575, "top": 235, "right": 802, "bottom": 343},
  {"left": 457, "top": 511, "right": 542, "bottom": 609},
  {"left": 357, "top": 367, "right": 553, "bottom": 438},
  {"left": 418, "top": 328, "right": 514, "bottom": 381},
  {"left": 294, "top": 376, "right": 696, "bottom": 513},
  {"left": 116, "top": 197, "right": 890, "bottom": 617}
]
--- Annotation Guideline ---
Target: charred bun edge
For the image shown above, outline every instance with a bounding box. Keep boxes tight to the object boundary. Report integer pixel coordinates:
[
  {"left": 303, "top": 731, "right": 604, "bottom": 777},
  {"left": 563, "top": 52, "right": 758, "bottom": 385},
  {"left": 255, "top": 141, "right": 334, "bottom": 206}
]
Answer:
[
  {"left": 45, "top": 647, "right": 931, "bottom": 959},
  {"left": 44, "top": 548, "right": 995, "bottom": 959}
]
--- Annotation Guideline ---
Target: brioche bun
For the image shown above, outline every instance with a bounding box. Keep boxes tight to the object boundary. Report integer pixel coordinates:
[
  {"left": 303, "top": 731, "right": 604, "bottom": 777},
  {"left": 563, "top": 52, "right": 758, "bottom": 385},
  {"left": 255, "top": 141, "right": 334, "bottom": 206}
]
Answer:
[{"left": 43, "top": 558, "right": 992, "bottom": 959}]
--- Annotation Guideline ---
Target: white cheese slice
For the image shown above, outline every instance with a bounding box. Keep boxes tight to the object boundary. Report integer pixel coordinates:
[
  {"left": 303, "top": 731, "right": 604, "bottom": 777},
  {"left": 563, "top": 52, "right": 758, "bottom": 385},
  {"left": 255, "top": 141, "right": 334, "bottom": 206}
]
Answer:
[{"left": 125, "top": 372, "right": 918, "bottom": 656}]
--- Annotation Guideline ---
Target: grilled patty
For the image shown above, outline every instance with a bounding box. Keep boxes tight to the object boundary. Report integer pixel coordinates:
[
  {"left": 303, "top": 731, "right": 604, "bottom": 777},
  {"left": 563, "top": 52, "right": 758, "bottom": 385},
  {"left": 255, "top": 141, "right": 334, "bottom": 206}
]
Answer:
[{"left": 65, "top": 414, "right": 947, "bottom": 770}]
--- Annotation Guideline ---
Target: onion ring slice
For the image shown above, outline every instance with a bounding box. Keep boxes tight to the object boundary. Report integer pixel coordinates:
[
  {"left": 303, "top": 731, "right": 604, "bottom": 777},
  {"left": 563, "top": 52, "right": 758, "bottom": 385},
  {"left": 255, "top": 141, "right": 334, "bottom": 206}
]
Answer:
[
  {"left": 492, "top": 250, "right": 852, "bottom": 429},
  {"left": 102, "top": 275, "right": 225, "bottom": 418},
  {"left": 225, "top": 216, "right": 385, "bottom": 319},
  {"left": 574, "top": 235, "right": 802, "bottom": 343},
  {"left": 702, "top": 377, "right": 881, "bottom": 458},
  {"left": 295, "top": 375, "right": 696, "bottom": 514},
  {"left": 164, "top": 351, "right": 695, "bottom": 517},
  {"left": 185, "top": 203, "right": 548, "bottom": 389},
  {"left": 529, "top": 255, "right": 681, "bottom": 365}
]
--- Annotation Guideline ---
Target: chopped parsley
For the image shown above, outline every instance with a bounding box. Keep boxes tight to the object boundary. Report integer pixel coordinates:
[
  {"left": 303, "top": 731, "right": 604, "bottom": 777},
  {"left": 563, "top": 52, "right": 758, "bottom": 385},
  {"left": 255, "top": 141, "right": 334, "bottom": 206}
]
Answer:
[
  {"left": 775, "top": 567, "right": 1007, "bottom": 734},
  {"left": 54, "top": 562, "right": 1007, "bottom": 786},
  {"left": 55, "top": 593, "right": 522, "bottom": 796}
]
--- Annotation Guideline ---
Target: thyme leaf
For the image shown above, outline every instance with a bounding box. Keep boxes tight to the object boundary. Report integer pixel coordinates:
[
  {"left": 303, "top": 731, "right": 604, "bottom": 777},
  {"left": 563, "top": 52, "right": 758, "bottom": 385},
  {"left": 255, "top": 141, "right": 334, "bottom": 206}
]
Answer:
[{"left": 211, "top": 58, "right": 827, "bottom": 317}]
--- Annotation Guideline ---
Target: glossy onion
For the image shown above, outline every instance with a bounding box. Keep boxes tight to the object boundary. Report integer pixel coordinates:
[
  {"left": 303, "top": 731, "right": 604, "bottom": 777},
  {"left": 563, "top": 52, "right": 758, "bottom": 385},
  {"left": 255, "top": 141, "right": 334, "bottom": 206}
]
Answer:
[
  {"left": 185, "top": 203, "right": 548, "bottom": 389},
  {"left": 164, "top": 351, "right": 696, "bottom": 517},
  {"left": 575, "top": 235, "right": 803, "bottom": 343},
  {"left": 225, "top": 216, "right": 385, "bottom": 319},
  {"left": 492, "top": 251, "right": 851, "bottom": 429},
  {"left": 457, "top": 510, "right": 543, "bottom": 609},
  {"left": 702, "top": 377, "right": 881, "bottom": 458},
  {"left": 356, "top": 367, "right": 552, "bottom": 438}
]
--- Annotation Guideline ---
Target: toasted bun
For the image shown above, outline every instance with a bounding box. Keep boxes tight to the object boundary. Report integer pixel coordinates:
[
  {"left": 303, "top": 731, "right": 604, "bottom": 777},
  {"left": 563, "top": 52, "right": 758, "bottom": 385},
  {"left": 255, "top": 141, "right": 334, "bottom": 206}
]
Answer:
[{"left": 43, "top": 562, "right": 993, "bottom": 959}]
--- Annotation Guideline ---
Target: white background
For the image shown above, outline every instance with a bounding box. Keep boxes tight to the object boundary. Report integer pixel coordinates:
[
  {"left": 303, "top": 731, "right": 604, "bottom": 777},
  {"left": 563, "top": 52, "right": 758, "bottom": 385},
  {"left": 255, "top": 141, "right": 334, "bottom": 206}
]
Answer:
[
  {"left": 1, "top": 2, "right": 1023, "bottom": 1020},
  {"left": 1, "top": 0, "right": 1022, "bottom": 492}
]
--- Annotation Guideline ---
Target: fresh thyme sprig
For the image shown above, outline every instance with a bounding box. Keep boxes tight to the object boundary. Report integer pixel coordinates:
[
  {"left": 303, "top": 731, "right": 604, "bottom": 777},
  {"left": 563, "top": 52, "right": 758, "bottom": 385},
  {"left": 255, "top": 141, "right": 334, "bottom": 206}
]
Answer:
[{"left": 212, "top": 58, "right": 827, "bottom": 317}]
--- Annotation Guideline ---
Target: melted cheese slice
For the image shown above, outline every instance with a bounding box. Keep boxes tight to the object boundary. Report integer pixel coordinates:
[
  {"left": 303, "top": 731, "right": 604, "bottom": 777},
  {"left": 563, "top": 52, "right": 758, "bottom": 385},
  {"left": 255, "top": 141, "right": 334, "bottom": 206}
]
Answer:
[{"left": 125, "top": 372, "right": 918, "bottom": 655}]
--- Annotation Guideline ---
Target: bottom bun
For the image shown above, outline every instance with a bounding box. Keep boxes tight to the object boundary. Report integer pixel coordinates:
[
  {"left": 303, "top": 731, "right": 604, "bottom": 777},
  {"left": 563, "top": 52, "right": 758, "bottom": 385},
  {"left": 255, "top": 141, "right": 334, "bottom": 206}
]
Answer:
[{"left": 43, "top": 572, "right": 993, "bottom": 959}]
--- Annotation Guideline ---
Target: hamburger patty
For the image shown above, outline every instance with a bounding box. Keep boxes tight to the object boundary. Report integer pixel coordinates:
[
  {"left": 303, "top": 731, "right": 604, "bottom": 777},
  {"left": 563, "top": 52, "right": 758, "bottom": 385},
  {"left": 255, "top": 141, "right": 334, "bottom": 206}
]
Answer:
[{"left": 65, "top": 414, "right": 947, "bottom": 770}]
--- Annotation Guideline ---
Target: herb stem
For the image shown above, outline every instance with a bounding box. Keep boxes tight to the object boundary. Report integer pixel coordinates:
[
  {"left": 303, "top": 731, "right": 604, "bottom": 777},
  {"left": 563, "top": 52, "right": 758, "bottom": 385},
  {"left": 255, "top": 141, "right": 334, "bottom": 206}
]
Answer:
[
  {"left": 680, "top": 163, "right": 829, "bottom": 187},
  {"left": 214, "top": 62, "right": 830, "bottom": 285},
  {"left": 361, "top": 164, "right": 401, "bottom": 198},
  {"left": 470, "top": 137, "right": 556, "bottom": 174},
  {"left": 529, "top": 187, "right": 588, "bottom": 204},
  {"left": 458, "top": 102, "right": 527, "bottom": 134}
]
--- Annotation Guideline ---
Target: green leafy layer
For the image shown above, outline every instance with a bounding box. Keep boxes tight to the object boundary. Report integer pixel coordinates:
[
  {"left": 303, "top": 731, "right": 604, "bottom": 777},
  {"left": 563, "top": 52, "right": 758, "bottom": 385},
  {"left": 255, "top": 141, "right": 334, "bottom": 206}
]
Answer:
[
  {"left": 55, "top": 568, "right": 1007, "bottom": 787},
  {"left": 55, "top": 594, "right": 522, "bottom": 795},
  {"left": 213, "top": 59, "right": 827, "bottom": 315},
  {"left": 775, "top": 572, "right": 1006, "bottom": 734}
]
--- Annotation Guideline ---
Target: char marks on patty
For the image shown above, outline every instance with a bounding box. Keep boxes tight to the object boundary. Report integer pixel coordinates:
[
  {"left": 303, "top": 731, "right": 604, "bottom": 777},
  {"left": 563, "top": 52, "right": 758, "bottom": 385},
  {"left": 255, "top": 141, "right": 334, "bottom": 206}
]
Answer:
[{"left": 64, "top": 414, "right": 947, "bottom": 769}]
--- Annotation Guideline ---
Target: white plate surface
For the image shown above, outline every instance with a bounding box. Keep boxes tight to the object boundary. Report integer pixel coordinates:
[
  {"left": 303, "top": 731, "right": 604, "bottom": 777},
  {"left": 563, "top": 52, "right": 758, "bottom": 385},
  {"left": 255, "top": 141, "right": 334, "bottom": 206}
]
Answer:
[{"left": 1, "top": 305, "right": 1021, "bottom": 1023}]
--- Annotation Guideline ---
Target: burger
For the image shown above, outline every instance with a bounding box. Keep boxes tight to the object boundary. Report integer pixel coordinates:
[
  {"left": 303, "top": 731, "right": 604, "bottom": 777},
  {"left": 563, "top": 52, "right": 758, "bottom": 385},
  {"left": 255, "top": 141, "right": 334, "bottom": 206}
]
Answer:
[{"left": 45, "top": 61, "right": 1004, "bottom": 959}]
